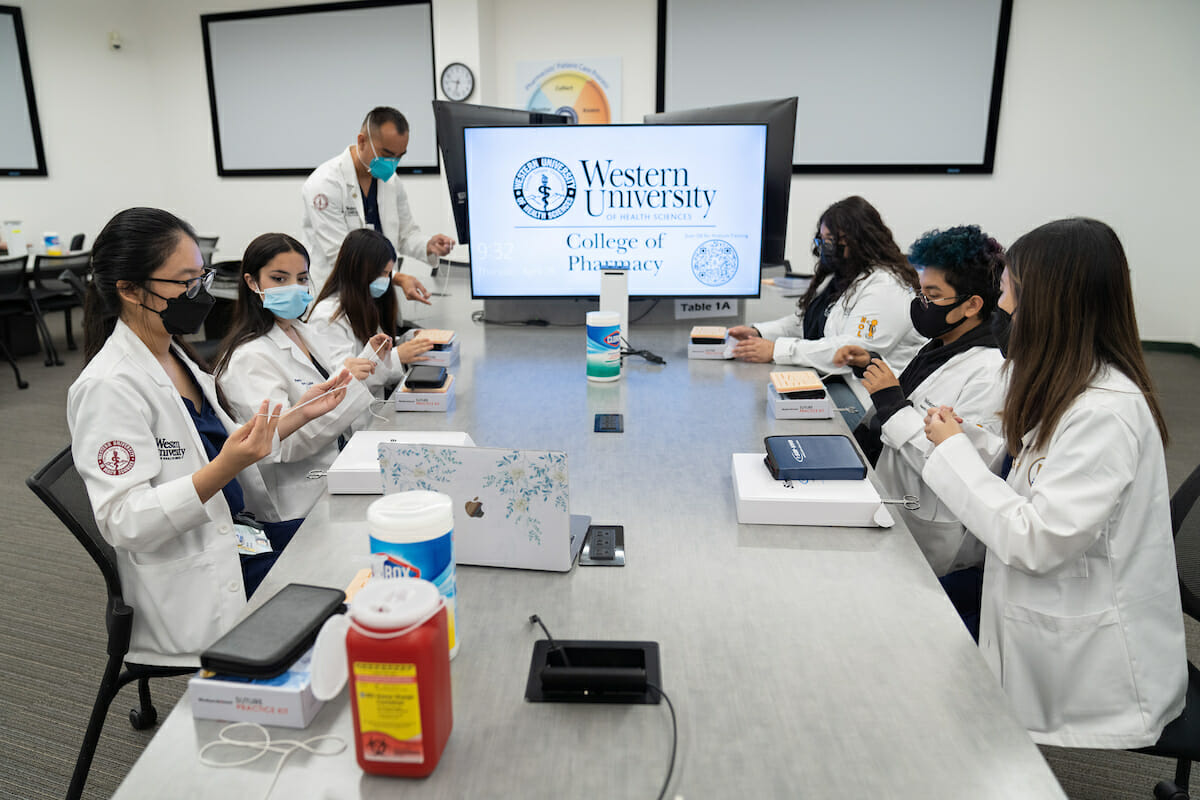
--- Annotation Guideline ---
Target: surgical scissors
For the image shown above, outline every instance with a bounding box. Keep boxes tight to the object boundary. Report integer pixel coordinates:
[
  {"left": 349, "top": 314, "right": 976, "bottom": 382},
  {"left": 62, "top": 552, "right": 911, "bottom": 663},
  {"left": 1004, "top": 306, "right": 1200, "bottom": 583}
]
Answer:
[{"left": 880, "top": 495, "right": 920, "bottom": 510}]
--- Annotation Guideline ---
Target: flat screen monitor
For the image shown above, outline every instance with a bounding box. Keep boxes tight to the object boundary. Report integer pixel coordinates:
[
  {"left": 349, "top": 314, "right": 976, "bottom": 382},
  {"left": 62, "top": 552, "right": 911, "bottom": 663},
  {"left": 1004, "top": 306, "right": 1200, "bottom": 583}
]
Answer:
[
  {"left": 433, "top": 101, "right": 570, "bottom": 244},
  {"left": 644, "top": 97, "right": 796, "bottom": 269},
  {"left": 464, "top": 123, "right": 766, "bottom": 299}
]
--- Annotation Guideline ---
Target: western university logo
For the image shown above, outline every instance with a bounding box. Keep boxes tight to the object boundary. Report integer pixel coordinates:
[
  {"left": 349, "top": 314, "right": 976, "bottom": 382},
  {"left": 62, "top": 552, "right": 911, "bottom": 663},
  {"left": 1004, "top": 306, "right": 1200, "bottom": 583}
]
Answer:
[
  {"left": 1027, "top": 457, "right": 1046, "bottom": 486},
  {"left": 97, "top": 440, "right": 135, "bottom": 476},
  {"left": 513, "top": 157, "right": 576, "bottom": 220}
]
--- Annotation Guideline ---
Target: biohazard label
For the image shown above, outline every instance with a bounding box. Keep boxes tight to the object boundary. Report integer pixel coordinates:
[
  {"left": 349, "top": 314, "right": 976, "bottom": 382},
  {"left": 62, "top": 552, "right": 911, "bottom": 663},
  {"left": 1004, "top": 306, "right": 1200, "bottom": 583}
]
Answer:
[
  {"left": 98, "top": 440, "right": 135, "bottom": 476},
  {"left": 353, "top": 662, "right": 423, "bottom": 763}
]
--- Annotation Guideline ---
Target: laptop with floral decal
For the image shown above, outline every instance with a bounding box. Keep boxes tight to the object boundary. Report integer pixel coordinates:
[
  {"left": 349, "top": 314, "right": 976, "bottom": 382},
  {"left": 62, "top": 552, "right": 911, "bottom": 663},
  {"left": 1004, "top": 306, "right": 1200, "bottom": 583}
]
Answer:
[{"left": 378, "top": 443, "right": 591, "bottom": 571}]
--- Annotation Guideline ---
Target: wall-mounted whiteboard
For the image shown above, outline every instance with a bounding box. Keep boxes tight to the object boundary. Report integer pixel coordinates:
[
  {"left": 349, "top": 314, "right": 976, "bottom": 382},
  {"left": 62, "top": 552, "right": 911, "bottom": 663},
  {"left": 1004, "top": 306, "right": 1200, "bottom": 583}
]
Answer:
[
  {"left": 657, "top": 0, "right": 1012, "bottom": 174},
  {"left": 201, "top": 0, "right": 437, "bottom": 176},
  {"left": 0, "top": 5, "right": 46, "bottom": 176}
]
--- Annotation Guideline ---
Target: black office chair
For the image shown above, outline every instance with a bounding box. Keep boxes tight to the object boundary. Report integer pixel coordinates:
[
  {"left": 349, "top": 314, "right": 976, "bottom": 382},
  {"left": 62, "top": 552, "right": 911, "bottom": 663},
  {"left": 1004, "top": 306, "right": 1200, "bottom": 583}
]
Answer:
[
  {"left": 27, "top": 446, "right": 193, "bottom": 800},
  {"left": 0, "top": 253, "right": 32, "bottom": 388},
  {"left": 196, "top": 235, "right": 219, "bottom": 269},
  {"left": 69, "top": 233, "right": 85, "bottom": 251},
  {"left": 27, "top": 251, "right": 91, "bottom": 366},
  {"left": 1135, "top": 462, "right": 1200, "bottom": 799},
  {"left": 211, "top": 258, "right": 240, "bottom": 281},
  {"left": 203, "top": 259, "right": 241, "bottom": 344}
]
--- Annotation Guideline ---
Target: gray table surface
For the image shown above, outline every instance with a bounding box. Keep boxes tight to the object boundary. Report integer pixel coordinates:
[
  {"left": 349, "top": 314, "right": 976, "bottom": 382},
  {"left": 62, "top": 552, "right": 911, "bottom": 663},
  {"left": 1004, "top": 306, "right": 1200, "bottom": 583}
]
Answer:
[{"left": 114, "top": 277, "right": 1064, "bottom": 799}]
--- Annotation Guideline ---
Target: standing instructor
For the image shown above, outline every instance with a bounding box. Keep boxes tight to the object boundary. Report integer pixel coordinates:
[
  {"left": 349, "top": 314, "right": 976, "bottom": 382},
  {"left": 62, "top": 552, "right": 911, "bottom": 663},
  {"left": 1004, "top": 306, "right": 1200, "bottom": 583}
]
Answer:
[{"left": 301, "top": 106, "right": 455, "bottom": 300}]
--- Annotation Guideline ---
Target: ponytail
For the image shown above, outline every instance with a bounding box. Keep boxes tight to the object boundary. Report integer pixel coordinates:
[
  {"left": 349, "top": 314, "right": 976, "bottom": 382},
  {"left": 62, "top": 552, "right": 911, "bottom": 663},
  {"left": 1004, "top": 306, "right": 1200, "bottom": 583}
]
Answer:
[{"left": 83, "top": 269, "right": 119, "bottom": 363}]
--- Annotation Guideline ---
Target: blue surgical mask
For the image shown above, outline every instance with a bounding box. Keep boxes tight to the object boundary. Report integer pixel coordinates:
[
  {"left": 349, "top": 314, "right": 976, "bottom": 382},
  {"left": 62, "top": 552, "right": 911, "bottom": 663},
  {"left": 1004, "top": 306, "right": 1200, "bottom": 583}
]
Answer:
[
  {"left": 368, "top": 276, "right": 391, "bottom": 298},
  {"left": 258, "top": 284, "right": 312, "bottom": 320},
  {"left": 365, "top": 132, "right": 400, "bottom": 182}
]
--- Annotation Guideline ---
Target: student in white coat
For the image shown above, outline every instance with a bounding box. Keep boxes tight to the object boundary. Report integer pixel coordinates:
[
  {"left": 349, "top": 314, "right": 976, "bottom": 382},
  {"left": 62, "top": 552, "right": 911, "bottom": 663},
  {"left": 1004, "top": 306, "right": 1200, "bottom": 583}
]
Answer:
[
  {"left": 729, "top": 196, "right": 926, "bottom": 373},
  {"left": 923, "top": 217, "right": 1187, "bottom": 748},
  {"left": 68, "top": 208, "right": 352, "bottom": 666},
  {"left": 306, "top": 228, "right": 433, "bottom": 400},
  {"left": 214, "top": 233, "right": 384, "bottom": 520},
  {"left": 836, "top": 226, "right": 1005, "bottom": 567},
  {"left": 300, "top": 105, "right": 454, "bottom": 297}
]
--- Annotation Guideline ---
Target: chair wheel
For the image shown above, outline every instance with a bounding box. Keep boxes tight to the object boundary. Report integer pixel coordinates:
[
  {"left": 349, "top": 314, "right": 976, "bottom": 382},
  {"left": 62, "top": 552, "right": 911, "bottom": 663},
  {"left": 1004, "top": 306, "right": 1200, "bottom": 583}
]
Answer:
[
  {"left": 1154, "top": 780, "right": 1190, "bottom": 800},
  {"left": 129, "top": 705, "right": 158, "bottom": 730}
]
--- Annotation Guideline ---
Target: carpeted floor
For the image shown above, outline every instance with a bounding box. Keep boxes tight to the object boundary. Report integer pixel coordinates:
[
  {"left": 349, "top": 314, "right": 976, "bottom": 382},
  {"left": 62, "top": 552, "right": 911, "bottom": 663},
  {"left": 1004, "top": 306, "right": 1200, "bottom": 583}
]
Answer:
[{"left": 1, "top": 311, "right": 1198, "bottom": 799}]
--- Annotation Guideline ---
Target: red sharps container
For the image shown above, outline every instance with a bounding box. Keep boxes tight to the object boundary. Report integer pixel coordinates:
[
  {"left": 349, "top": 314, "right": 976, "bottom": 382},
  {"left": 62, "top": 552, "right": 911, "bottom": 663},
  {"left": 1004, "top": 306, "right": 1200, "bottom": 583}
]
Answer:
[{"left": 344, "top": 578, "right": 453, "bottom": 776}]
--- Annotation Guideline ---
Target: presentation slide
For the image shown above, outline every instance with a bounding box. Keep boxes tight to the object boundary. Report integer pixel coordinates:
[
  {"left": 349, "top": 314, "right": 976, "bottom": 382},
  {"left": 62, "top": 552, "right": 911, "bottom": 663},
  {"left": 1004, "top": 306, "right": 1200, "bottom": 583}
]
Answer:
[{"left": 464, "top": 124, "right": 766, "bottom": 298}]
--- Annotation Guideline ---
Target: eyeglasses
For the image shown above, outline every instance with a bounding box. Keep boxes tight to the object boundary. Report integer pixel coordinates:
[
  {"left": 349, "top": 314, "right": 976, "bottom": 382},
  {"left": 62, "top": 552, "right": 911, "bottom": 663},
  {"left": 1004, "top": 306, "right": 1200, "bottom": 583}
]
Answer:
[
  {"left": 812, "top": 236, "right": 840, "bottom": 256},
  {"left": 145, "top": 268, "right": 216, "bottom": 299},
  {"left": 916, "top": 291, "right": 967, "bottom": 308}
]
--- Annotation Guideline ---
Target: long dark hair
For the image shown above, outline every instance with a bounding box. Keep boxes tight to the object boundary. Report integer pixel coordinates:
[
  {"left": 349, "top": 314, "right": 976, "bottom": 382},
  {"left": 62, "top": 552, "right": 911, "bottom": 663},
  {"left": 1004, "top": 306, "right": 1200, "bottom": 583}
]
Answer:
[
  {"left": 310, "top": 228, "right": 397, "bottom": 343},
  {"left": 85, "top": 207, "right": 205, "bottom": 366},
  {"left": 213, "top": 233, "right": 310, "bottom": 378},
  {"left": 1002, "top": 217, "right": 1167, "bottom": 453},
  {"left": 796, "top": 196, "right": 919, "bottom": 312}
]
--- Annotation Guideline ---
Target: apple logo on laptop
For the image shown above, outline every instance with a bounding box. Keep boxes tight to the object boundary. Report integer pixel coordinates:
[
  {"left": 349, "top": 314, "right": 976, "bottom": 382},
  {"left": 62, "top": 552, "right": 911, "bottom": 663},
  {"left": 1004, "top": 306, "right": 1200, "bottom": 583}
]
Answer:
[{"left": 465, "top": 497, "right": 484, "bottom": 518}]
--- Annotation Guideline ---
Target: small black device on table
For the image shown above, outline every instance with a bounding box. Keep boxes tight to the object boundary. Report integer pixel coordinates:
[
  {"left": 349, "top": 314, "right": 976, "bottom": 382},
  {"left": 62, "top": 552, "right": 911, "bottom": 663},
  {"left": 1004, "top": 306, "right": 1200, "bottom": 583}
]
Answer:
[
  {"left": 405, "top": 364, "right": 448, "bottom": 389},
  {"left": 594, "top": 413, "right": 623, "bottom": 433},
  {"left": 200, "top": 583, "right": 345, "bottom": 679}
]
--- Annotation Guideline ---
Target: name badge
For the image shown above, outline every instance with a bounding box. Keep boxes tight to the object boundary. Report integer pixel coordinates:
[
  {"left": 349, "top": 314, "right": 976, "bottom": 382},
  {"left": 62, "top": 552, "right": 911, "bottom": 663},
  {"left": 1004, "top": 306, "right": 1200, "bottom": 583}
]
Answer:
[{"left": 233, "top": 524, "right": 273, "bottom": 555}]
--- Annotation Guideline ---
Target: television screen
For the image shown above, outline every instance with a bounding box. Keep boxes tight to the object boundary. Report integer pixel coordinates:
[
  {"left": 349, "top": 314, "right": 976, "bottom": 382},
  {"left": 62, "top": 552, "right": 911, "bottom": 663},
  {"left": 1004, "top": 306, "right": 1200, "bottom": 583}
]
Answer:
[
  {"left": 464, "top": 124, "right": 766, "bottom": 299},
  {"left": 433, "top": 101, "right": 570, "bottom": 244},
  {"left": 645, "top": 97, "right": 796, "bottom": 269}
]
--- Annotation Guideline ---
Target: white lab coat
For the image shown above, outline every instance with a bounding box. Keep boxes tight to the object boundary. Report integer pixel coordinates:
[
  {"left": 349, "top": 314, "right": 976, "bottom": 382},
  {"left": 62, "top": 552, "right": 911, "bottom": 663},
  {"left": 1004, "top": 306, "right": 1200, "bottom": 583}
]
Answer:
[
  {"left": 67, "top": 320, "right": 282, "bottom": 667},
  {"left": 922, "top": 367, "right": 1187, "bottom": 748},
  {"left": 753, "top": 268, "right": 926, "bottom": 374},
  {"left": 300, "top": 147, "right": 435, "bottom": 294},
  {"left": 876, "top": 344, "right": 1005, "bottom": 576},
  {"left": 305, "top": 296, "right": 407, "bottom": 396},
  {"left": 217, "top": 321, "right": 375, "bottom": 519}
]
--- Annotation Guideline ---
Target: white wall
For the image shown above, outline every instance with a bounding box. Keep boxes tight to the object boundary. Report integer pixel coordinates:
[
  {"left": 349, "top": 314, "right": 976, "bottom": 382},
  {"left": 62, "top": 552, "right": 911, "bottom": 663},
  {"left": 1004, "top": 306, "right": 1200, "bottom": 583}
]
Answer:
[{"left": 2, "top": 0, "right": 1197, "bottom": 345}]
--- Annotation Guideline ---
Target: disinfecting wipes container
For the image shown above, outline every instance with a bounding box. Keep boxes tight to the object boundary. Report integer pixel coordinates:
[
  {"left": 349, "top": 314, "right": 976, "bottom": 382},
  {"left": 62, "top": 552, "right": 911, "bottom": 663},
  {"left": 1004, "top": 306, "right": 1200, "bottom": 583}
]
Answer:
[
  {"left": 367, "top": 491, "right": 458, "bottom": 658},
  {"left": 586, "top": 310, "right": 620, "bottom": 382}
]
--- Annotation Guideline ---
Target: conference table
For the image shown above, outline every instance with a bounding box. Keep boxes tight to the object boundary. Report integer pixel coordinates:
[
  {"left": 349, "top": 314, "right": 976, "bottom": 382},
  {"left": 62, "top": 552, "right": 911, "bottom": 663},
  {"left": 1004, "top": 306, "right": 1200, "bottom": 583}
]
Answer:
[{"left": 113, "top": 274, "right": 1065, "bottom": 799}]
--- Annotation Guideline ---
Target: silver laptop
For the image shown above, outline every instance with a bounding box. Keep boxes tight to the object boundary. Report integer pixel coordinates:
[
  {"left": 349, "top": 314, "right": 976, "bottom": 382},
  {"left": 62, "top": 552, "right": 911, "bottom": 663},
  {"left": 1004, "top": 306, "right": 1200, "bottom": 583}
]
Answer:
[{"left": 378, "top": 443, "right": 590, "bottom": 572}]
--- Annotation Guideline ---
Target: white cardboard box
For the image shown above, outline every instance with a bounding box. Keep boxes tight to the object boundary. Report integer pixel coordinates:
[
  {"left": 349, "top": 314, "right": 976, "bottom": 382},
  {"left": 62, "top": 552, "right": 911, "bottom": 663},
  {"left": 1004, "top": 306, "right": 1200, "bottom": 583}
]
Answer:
[
  {"left": 327, "top": 430, "right": 476, "bottom": 493},
  {"left": 394, "top": 374, "right": 455, "bottom": 412},
  {"left": 419, "top": 337, "right": 460, "bottom": 367},
  {"left": 731, "top": 452, "right": 893, "bottom": 527},
  {"left": 687, "top": 341, "right": 732, "bottom": 360},
  {"left": 767, "top": 384, "right": 833, "bottom": 419},
  {"left": 190, "top": 648, "right": 323, "bottom": 729}
]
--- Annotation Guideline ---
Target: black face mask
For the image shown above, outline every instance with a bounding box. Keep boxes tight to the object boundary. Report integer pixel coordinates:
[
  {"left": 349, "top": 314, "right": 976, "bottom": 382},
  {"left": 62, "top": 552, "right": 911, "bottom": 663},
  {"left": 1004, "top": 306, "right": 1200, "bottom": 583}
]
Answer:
[
  {"left": 909, "top": 296, "right": 969, "bottom": 340},
  {"left": 141, "top": 286, "right": 215, "bottom": 336},
  {"left": 990, "top": 307, "right": 1012, "bottom": 357},
  {"left": 818, "top": 240, "right": 842, "bottom": 270}
]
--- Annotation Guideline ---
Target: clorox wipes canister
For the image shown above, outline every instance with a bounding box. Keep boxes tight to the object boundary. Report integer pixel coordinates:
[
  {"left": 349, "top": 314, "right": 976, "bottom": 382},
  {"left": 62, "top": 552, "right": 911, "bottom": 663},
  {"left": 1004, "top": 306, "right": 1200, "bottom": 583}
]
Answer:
[
  {"left": 586, "top": 310, "right": 621, "bottom": 381},
  {"left": 367, "top": 491, "right": 458, "bottom": 657}
]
